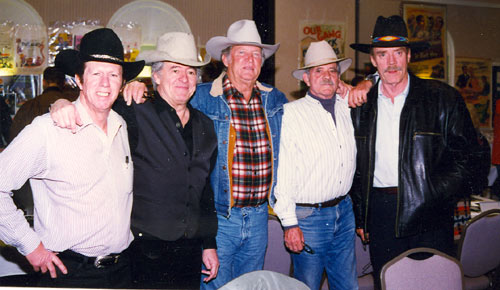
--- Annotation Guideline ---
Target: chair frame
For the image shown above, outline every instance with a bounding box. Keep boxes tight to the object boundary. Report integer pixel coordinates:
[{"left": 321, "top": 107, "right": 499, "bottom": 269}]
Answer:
[
  {"left": 457, "top": 208, "right": 500, "bottom": 261},
  {"left": 380, "top": 247, "right": 464, "bottom": 290}
]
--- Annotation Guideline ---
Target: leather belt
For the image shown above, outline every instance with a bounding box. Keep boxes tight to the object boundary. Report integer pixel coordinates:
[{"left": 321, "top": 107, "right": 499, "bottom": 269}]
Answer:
[
  {"left": 296, "top": 195, "right": 347, "bottom": 208},
  {"left": 374, "top": 187, "right": 398, "bottom": 195},
  {"left": 58, "top": 250, "right": 121, "bottom": 269}
]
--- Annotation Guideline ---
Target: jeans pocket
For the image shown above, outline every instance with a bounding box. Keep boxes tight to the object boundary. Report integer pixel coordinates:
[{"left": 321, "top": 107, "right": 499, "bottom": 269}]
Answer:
[{"left": 295, "top": 206, "right": 315, "bottom": 220}]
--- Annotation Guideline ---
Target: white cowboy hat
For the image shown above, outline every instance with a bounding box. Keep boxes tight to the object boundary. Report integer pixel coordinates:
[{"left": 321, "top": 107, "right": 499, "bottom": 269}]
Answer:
[
  {"left": 137, "top": 32, "right": 210, "bottom": 67},
  {"left": 292, "top": 40, "right": 352, "bottom": 81},
  {"left": 206, "top": 19, "right": 280, "bottom": 61}
]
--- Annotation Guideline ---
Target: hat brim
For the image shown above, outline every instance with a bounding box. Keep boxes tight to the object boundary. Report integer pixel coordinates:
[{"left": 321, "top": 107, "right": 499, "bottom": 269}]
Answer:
[
  {"left": 292, "top": 58, "right": 352, "bottom": 81},
  {"left": 349, "top": 41, "right": 430, "bottom": 54},
  {"left": 55, "top": 49, "right": 145, "bottom": 82},
  {"left": 206, "top": 36, "right": 280, "bottom": 61},
  {"left": 137, "top": 50, "right": 210, "bottom": 67}
]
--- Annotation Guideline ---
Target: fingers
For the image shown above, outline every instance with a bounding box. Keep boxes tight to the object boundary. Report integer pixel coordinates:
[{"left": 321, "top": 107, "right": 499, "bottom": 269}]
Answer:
[
  {"left": 284, "top": 227, "right": 305, "bottom": 253},
  {"left": 123, "top": 81, "right": 147, "bottom": 106},
  {"left": 53, "top": 255, "right": 68, "bottom": 275}
]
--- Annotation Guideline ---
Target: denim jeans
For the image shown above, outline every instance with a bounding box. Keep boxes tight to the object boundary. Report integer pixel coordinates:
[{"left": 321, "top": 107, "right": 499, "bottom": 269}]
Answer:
[
  {"left": 292, "top": 195, "right": 358, "bottom": 290},
  {"left": 201, "top": 202, "right": 269, "bottom": 290}
]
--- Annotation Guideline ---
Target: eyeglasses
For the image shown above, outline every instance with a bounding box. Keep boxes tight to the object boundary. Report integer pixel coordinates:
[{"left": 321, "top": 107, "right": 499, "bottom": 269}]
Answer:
[{"left": 303, "top": 243, "right": 315, "bottom": 254}]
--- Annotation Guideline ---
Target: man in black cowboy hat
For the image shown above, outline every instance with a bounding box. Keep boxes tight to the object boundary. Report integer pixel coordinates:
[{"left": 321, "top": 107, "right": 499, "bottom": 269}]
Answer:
[
  {"left": 0, "top": 28, "right": 144, "bottom": 288},
  {"left": 349, "top": 15, "right": 477, "bottom": 288}
]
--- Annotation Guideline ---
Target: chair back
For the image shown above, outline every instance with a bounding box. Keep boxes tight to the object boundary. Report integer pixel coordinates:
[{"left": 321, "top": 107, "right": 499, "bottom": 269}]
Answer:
[
  {"left": 381, "top": 247, "right": 464, "bottom": 290},
  {"left": 458, "top": 209, "right": 500, "bottom": 277},
  {"left": 219, "top": 270, "right": 310, "bottom": 290},
  {"left": 263, "top": 216, "right": 291, "bottom": 275},
  {"left": 355, "top": 234, "right": 373, "bottom": 277}
]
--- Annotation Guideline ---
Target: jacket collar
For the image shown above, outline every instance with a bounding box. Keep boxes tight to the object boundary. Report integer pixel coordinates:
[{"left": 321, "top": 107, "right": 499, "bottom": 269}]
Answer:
[{"left": 209, "top": 72, "right": 272, "bottom": 97}]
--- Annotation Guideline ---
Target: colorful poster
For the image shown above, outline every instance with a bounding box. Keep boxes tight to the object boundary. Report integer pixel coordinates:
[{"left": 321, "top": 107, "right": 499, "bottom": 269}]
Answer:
[
  {"left": 14, "top": 24, "right": 47, "bottom": 75},
  {"left": 403, "top": 4, "right": 446, "bottom": 81},
  {"left": 0, "top": 23, "right": 15, "bottom": 75},
  {"left": 48, "top": 22, "right": 74, "bottom": 66},
  {"left": 455, "top": 57, "right": 492, "bottom": 128}
]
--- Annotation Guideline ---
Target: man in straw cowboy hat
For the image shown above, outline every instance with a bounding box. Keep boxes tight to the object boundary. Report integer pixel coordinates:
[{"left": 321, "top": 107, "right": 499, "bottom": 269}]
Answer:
[
  {"left": 191, "top": 19, "right": 288, "bottom": 290},
  {"left": 50, "top": 31, "right": 219, "bottom": 289},
  {"left": 273, "top": 40, "right": 358, "bottom": 290},
  {"left": 349, "top": 15, "right": 478, "bottom": 287},
  {"left": 0, "top": 28, "right": 144, "bottom": 288}
]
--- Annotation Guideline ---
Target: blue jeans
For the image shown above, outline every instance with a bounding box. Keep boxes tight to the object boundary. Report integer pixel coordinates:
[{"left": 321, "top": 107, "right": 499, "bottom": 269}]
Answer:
[
  {"left": 292, "top": 196, "right": 358, "bottom": 290},
  {"left": 201, "top": 202, "right": 269, "bottom": 290}
]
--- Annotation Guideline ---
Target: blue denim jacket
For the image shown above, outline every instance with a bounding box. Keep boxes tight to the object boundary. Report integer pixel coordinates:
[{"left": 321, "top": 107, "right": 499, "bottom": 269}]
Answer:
[{"left": 190, "top": 73, "right": 288, "bottom": 216}]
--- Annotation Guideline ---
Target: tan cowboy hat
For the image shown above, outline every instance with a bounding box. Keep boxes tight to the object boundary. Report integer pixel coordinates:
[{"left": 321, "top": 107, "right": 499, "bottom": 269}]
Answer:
[
  {"left": 292, "top": 40, "right": 352, "bottom": 81},
  {"left": 205, "top": 19, "right": 280, "bottom": 61},
  {"left": 137, "top": 32, "right": 210, "bottom": 67}
]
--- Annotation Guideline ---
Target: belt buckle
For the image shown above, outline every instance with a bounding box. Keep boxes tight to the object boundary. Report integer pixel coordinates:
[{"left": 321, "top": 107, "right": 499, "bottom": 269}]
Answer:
[{"left": 94, "top": 255, "right": 119, "bottom": 269}]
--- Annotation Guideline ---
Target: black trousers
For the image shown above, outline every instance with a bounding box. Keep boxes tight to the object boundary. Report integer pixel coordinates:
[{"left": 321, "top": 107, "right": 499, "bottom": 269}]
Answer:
[
  {"left": 37, "top": 249, "right": 131, "bottom": 288},
  {"left": 129, "top": 234, "right": 203, "bottom": 289},
  {"left": 368, "top": 188, "right": 454, "bottom": 289}
]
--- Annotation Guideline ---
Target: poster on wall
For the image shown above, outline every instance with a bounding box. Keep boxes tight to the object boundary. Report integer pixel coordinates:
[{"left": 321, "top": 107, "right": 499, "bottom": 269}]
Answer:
[
  {"left": 455, "top": 57, "right": 492, "bottom": 128},
  {"left": 403, "top": 3, "right": 446, "bottom": 81},
  {"left": 298, "top": 21, "right": 346, "bottom": 79},
  {"left": 14, "top": 24, "right": 47, "bottom": 75},
  {"left": 0, "top": 22, "right": 15, "bottom": 75}
]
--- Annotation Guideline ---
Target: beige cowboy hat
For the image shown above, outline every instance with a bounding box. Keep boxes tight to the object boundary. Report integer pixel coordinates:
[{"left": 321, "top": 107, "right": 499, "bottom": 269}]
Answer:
[
  {"left": 292, "top": 40, "right": 352, "bottom": 81},
  {"left": 137, "top": 32, "right": 210, "bottom": 67},
  {"left": 205, "top": 19, "right": 280, "bottom": 61}
]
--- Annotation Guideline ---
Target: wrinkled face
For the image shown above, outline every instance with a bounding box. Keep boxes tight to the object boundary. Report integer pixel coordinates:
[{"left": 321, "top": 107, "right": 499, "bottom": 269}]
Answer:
[
  {"left": 303, "top": 63, "right": 340, "bottom": 99},
  {"left": 153, "top": 61, "right": 197, "bottom": 107},
  {"left": 370, "top": 47, "right": 411, "bottom": 86},
  {"left": 223, "top": 45, "right": 263, "bottom": 84},
  {"left": 76, "top": 61, "right": 123, "bottom": 114}
]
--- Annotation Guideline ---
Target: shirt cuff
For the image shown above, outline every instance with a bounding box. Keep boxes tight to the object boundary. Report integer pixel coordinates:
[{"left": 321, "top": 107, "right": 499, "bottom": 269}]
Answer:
[{"left": 202, "top": 237, "right": 217, "bottom": 250}]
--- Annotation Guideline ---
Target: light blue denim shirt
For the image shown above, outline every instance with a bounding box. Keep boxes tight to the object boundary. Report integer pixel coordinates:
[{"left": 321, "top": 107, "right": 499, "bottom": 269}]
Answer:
[{"left": 190, "top": 73, "right": 288, "bottom": 216}]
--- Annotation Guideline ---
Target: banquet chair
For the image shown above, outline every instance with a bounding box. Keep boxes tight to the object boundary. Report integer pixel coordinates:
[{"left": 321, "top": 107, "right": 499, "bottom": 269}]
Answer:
[
  {"left": 458, "top": 209, "right": 500, "bottom": 290},
  {"left": 380, "top": 247, "right": 463, "bottom": 290},
  {"left": 219, "top": 270, "right": 310, "bottom": 290},
  {"left": 263, "top": 215, "right": 292, "bottom": 275}
]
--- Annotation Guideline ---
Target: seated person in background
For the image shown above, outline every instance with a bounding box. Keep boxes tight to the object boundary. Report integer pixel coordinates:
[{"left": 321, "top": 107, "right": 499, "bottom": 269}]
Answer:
[{"left": 0, "top": 28, "right": 144, "bottom": 288}]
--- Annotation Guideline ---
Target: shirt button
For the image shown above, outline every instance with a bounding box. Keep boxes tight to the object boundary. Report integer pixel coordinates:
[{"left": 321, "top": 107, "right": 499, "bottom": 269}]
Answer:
[
  {"left": 187, "top": 167, "right": 191, "bottom": 172},
  {"left": 223, "top": 140, "right": 227, "bottom": 144},
  {"left": 223, "top": 166, "right": 227, "bottom": 170},
  {"left": 184, "top": 152, "right": 188, "bottom": 156},
  {"left": 176, "top": 122, "right": 181, "bottom": 128}
]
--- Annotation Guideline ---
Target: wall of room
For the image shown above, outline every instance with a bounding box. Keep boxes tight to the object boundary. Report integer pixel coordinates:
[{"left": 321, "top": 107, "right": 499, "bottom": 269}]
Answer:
[{"left": 14, "top": 0, "right": 500, "bottom": 100}]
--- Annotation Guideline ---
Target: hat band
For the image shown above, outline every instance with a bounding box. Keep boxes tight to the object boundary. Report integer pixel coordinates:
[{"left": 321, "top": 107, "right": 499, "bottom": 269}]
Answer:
[
  {"left": 372, "top": 36, "right": 408, "bottom": 43},
  {"left": 304, "top": 57, "right": 342, "bottom": 68},
  {"left": 89, "top": 54, "right": 123, "bottom": 62}
]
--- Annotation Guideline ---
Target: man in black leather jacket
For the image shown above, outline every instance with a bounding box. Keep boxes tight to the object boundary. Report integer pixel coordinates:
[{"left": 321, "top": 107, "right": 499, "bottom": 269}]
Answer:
[{"left": 349, "top": 15, "right": 478, "bottom": 288}]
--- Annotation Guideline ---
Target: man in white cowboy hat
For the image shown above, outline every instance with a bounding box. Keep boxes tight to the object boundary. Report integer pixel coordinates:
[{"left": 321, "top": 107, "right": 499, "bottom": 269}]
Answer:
[
  {"left": 190, "top": 19, "right": 288, "bottom": 290},
  {"left": 349, "top": 15, "right": 478, "bottom": 288},
  {"left": 50, "top": 31, "right": 219, "bottom": 289},
  {"left": 0, "top": 28, "right": 144, "bottom": 288},
  {"left": 273, "top": 40, "right": 358, "bottom": 290}
]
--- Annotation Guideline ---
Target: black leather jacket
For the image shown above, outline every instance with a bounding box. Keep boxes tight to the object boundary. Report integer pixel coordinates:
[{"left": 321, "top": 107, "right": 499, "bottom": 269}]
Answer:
[{"left": 350, "top": 74, "right": 478, "bottom": 238}]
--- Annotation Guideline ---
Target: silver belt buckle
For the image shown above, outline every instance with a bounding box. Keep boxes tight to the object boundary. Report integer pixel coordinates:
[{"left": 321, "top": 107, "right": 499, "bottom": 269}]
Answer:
[{"left": 94, "top": 254, "right": 119, "bottom": 268}]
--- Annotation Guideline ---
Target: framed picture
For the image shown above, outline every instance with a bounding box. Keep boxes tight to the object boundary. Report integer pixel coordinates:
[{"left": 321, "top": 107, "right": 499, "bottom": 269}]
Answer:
[
  {"left": 455, "top": 57, "right": 492, "bottom": 128},
  {"left": 403, "top": 3, "right": 446, "bottom": 81}
]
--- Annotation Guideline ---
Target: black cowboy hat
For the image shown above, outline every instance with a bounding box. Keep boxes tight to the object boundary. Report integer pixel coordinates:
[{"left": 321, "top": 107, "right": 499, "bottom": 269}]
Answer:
[
  {"left": 350, "top": 15, "right": 430, "bottom": 54},
  {"left": 55, "top": 28, "right": 144, "bottom": 82}
]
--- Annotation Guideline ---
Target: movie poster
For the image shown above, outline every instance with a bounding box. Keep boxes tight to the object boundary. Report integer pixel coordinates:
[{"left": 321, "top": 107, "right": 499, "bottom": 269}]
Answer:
[
  {"left": 403, "top": 4, "right": 446, "bottom": 81},
  {"left": 455, "top": 57, "right": 492, "bottom": 128}
]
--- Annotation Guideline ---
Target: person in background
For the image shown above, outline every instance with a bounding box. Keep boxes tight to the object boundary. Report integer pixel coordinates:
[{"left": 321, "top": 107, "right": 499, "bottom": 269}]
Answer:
[
  {"left": 273, "top": 40, "right": 358, "bottom": 290},
  {"left": 0, "top": 95, "right": 11, "bottom": 148},
  {"left": 0, "top": 28, "right": 144, "bottom": 288},
  {"left": 349, "top": 15, "right": 478, "bottom": 288},
  {"left": 9, "top": 66, "right": 76, "bottom": 142}
]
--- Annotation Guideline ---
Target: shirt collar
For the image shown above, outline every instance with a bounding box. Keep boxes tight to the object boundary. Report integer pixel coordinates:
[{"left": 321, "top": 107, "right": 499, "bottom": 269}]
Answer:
[
  {"left": 74, "top": 97, "right": 122, "bottom": 136},
  {"left": 377, "top": 73, "right": 410, "bottom": 101}
]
